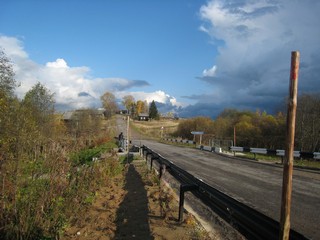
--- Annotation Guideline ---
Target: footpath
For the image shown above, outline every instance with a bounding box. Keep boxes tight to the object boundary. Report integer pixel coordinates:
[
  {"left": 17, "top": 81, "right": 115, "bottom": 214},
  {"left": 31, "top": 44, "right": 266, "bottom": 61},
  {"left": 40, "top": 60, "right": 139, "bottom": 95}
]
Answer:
[{"left": 62, "top": 159, "right": 211, "bottom": 240}]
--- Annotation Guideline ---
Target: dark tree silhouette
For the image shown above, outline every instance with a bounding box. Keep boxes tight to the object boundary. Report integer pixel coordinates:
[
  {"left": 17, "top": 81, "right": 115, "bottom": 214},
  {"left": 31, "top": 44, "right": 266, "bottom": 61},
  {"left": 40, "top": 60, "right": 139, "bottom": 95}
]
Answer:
[{"left": 149, "top": 100, "right": 159, "bottom": 120}]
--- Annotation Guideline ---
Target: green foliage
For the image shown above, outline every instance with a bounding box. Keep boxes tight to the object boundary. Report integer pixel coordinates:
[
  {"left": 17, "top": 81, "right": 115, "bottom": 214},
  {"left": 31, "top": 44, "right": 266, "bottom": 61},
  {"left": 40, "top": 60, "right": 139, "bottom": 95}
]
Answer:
[
  {"left": 149, "top": 100, "right": 159, "bottom": 120},
  {"left": 70, "top": 148, "right": 101, "bottom": 166},
  {"left": 0, "top": 49, "right": 16, "bottom": 97},
  {"left": 105, "top": 158, "right": 124, "bottom": 177},
  {"left": 0, "top": 55, "right": 122, "bottom": 239},
  {"left": 70, "top": 142, "right": 117, "bottom": 166}
]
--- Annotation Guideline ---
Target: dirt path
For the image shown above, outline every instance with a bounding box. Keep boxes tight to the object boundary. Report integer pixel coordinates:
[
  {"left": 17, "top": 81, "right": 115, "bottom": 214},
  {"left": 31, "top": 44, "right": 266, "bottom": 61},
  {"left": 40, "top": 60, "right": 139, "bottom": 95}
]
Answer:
[
  {"left": 114, "top": 162, "right": 152, "bottom": 239},
  {"left": 62, "top": 160, "right": 210, "bottom": 240}
]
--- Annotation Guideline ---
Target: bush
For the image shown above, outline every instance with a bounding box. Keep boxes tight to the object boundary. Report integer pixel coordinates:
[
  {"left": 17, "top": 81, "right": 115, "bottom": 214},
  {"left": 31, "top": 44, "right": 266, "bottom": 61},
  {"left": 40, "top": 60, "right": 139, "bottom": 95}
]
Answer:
[
  {"left": 70, "top": 142, "right": 117, "bottom": 166},
  {"left": 0, "top": 141, "right": 121, "bottom": 240}
]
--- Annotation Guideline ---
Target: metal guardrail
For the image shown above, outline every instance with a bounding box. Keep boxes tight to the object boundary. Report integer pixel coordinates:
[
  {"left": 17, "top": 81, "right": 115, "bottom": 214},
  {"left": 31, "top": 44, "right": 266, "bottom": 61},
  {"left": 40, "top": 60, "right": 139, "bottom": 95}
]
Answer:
[
  {"left": 229, "top": 146, "right": 319, "bottom": 160},
  {"left": 141, "top": 145, "right": 308, "bottom": 240},
  {"left": 164, "top": 138, "right": 319, "bottom": 160}
]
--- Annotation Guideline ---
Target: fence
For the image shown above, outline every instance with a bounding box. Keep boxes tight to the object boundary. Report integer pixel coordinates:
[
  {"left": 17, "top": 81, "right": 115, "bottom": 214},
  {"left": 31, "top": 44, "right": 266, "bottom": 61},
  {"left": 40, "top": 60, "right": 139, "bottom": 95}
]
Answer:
[
  {"left": 140, "top": 145, "right": 308, "bottom": 240},
  {"left": 229, "top": 146, "right": 320, "bottom": 160}
]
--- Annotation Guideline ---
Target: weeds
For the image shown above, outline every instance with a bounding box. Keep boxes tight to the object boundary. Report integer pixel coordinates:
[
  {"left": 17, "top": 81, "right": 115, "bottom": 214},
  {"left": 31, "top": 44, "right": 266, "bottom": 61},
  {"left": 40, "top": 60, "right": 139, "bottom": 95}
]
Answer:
[{"left": 0, "top": 139, "right": 123, "bottom": 240}]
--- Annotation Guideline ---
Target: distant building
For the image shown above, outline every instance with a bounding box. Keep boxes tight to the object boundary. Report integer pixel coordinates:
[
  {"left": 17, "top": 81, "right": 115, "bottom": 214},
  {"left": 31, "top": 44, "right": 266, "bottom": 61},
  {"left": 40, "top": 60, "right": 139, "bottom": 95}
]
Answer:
[
  {"left": 61, "top": 109, "right": 104, "bottom": 124},
  {"left": 117, "top": 109, "right": 128, "bottom": 115},
  {"left": 138, "top": 113, "right": 149, "bottom": 121}
]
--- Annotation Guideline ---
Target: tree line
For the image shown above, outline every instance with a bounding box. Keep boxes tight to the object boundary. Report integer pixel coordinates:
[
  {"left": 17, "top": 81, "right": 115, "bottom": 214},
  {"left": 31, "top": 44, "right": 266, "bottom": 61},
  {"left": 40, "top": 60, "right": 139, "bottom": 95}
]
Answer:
[
  {"left": 100, "top": 91, "right": 160, "bottom": 119},
  {"left": 173, "top": 96, "right": 320, "bottom": 152}
]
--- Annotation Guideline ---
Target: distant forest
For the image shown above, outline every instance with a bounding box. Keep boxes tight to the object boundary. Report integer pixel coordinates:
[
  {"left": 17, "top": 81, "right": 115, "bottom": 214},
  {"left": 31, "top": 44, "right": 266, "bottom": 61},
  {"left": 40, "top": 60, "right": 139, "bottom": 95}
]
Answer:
[{"left": 173, "top": 94, "right": 320, "bottom": 152}]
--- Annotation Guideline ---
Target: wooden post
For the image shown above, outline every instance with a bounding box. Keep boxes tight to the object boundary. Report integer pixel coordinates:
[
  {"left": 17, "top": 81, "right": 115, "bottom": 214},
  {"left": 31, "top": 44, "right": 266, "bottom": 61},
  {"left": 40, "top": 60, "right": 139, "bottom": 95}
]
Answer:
[
  {"left": 233, "top": 126, "right": 236, "bottom": 146},
  {"left": 126, "top": 115, "right": 130, "bottom": 164},
  {"left": 279, "top": 51, "right": 300, "bottom": 240}
]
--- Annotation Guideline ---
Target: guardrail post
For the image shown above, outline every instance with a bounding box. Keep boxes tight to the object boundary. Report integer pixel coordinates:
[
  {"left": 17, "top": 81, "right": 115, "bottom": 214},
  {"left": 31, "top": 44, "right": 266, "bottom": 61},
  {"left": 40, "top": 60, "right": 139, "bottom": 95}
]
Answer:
[
  {"left": 150, "top": 157, "right": 154, "bottom": 171},
  {"left": 178, "top": 184, "right": 199, "bottom": 222},
  {"left": 149, "top": 156, "right": 158, "bottom": 171},
  {"left": 159, "top": 164, "right": 165, "bottom": 179}
]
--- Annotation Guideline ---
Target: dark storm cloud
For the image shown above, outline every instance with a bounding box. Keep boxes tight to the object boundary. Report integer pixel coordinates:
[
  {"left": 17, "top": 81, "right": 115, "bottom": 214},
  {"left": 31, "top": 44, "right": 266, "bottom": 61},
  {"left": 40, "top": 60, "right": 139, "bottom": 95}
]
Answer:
[
  {"left": 118, "top": 79, "right": 150, "bottom": 91},
  {"left": 195, "top": 0, "right": 320, "bottom": 118}
]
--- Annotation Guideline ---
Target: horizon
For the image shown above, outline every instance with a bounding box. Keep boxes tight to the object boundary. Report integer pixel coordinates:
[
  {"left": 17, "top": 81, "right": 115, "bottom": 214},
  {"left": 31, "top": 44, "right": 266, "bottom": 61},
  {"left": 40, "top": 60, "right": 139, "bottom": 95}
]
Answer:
[{"left": 1, "top": 0, "right": 319, "bottom": 119}]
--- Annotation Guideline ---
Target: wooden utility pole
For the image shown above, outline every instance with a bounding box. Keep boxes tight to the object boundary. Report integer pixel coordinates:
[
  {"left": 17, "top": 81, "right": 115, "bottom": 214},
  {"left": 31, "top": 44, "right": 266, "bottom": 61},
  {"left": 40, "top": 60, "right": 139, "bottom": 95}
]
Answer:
[
  {"left": 279, "top": 51, "right": 300, "bottom": 240},
  {"left": 233, "top": 126, "right": 236, "bottom": 146}
]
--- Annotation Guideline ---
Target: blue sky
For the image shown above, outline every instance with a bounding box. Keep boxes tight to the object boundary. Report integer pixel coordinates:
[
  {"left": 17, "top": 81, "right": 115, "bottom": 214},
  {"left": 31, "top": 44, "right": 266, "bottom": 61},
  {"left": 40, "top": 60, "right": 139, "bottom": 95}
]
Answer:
[{"left": 1, "top": 0, "right": 320, "bottom": 118}]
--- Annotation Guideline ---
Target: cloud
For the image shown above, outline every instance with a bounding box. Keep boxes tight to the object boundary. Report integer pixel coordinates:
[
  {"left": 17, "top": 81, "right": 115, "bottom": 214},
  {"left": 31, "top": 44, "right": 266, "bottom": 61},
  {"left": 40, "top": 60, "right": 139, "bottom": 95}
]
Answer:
[
  {"left": 78, "top": 92, "right": 91, "bottom": 97},
  {"left": 0, "top": 35, "right": 153, "bottom": 110},
  {"left": 202, "top": 65, "right": 217, "bottom": 77},
  {"left": 46, "top": 58, "right": 69, "bottom": 68},
  {"left": 197, "top": 0, "right": 320, "bottom": 117},
  {"left": 117, "top": 90, "right": 186, "bottom": 108}
]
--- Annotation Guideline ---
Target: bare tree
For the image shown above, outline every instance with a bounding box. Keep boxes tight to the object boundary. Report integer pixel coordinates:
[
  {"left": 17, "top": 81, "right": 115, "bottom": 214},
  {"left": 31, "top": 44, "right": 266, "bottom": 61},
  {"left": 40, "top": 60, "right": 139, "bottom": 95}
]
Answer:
[{"left": 295, "top": 94, "right": 320, "bottom": 152}]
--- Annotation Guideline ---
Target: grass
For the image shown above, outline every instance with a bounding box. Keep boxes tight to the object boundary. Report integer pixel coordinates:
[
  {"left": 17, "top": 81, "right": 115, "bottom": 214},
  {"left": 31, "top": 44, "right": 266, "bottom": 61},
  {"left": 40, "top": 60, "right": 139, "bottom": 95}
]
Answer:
[
  {"left": 160, "top": 139, "right": 197, "bottom": 148},
  {"left": 236, "top": 152, "right": 320, "bottom": 169},
  {"left": 293, "top": 159, "right": 320, "bottom": 169},
  {"left": 131, "top": 118, "right": 180, "bottom": 139},
  {"left": 118, "top": 153, "right": 142, "bottom": 164}
]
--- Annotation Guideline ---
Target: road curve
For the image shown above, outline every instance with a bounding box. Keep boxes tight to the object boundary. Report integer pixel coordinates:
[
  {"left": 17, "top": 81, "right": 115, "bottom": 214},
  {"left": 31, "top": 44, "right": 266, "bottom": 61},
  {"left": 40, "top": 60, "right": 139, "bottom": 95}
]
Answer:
[{"left": 133, "top": 139, "right": 320, "bottom": 240}]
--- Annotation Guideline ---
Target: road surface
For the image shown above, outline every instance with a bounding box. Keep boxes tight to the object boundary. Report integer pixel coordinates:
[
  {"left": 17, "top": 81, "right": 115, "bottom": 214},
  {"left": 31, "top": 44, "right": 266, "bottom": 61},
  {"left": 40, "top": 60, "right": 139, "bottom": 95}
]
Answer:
[{"left": 117, "top": 116, "right": 320, "bottom": 239}]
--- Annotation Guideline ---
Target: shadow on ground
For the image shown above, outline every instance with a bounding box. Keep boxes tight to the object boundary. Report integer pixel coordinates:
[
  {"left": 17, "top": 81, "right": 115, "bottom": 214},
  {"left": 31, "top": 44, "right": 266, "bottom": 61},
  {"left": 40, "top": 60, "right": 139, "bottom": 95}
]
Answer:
[{"left": 114, "top": 164, "right": 153, "bottom": 239}]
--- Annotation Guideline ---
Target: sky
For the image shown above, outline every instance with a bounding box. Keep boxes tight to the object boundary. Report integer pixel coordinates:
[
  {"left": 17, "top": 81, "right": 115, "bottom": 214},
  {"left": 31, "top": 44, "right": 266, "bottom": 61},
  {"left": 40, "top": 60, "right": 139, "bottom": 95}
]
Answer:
[{"left": 0, "top": 0, "right": 319, "bottom": 118}]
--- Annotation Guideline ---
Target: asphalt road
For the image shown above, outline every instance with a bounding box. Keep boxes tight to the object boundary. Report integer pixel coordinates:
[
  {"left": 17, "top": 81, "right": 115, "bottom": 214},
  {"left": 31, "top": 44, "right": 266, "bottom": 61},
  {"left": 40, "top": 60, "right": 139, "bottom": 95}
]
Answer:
[{"left": 117, "top": 116, "right": 320, "bottom": 239}]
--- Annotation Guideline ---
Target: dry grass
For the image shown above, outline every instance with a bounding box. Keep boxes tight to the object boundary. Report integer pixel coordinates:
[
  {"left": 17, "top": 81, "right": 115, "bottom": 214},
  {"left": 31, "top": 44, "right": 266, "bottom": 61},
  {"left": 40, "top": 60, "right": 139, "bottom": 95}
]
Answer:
[{"left": 131, "top": 119, "right": 180, "bottom": 139}]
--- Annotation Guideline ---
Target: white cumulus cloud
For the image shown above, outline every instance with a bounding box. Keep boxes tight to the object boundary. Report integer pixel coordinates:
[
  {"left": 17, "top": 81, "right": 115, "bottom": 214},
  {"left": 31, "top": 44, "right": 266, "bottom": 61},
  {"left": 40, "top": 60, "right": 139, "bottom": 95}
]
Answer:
[
  {"left": 202, "top": 65, "right": 217, "bottom": 77},
  {"left": 118, "top": 90, "right": 186, "bottom": 108},
  {"left": 46, "top": 58, "right": 69, "bottom": 68},
  {"left": 0, "top": 35, "right": 181, "bottom": 113}
]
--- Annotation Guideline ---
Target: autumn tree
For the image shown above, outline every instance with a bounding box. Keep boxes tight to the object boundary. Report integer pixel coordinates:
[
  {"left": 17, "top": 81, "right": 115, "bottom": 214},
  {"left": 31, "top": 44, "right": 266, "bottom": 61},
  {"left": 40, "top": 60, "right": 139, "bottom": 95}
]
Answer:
[
  {"left": 22, "top": 82, "right": 55, "bottom": 138},
  {"left": 100, "top": 91, "right": 118, "bottom": 118},
  {"left": 122, "top": 95, "right": 135, "bottom": 115},
  {"left": 136, "top": 100, "right": 146, "bottom": 115},
  {"left": 174, "top": 118, "right": 194, "bottom": 139},
  {"left": 0, "top": 50, "right": 117, "bottom": 239},
  {"left": 0, "top": 50, "right": 19, "bottom": 170},
  {"left": 213, "top": 117, "right": 232, "bottom": 140},
  {"left": 235, "top": 114, "right": 259, "bottom": 147},
  {"left": 174, "top": 108, "right": 288, "bottom": 149},
  {"left": 174, "top": 116, "right": 214, "bottom": 140},
  {"left": 295, "top": 94, "right": 320, "bottom": 152}
]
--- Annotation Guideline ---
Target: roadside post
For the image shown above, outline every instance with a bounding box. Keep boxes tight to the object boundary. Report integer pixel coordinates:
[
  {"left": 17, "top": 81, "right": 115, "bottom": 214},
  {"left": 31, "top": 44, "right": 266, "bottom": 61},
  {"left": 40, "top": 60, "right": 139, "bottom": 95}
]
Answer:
[
  {"left": 160, "top": 126, "right": 164, "bottom": 139},
  {"left": 233, "top": 126, "right": 236, "bottom": 146},
  {"left": 279, "top": 51, "right": 300, "bottom": 240},
  {"left": 126, "top": 114, "right": 130, "bottom": 164},
  {"left": 191, "top": 131, "right": 204, "bottom": 145}
]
